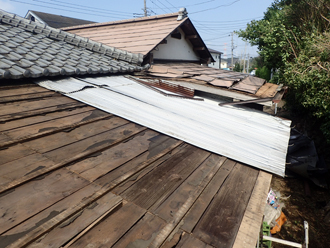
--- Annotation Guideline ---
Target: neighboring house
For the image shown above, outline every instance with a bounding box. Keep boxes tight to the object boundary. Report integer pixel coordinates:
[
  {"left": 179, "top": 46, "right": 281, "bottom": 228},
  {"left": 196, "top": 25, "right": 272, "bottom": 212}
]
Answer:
[
  {"left": 63, "top": 10, "right": 284, "bottom": 109},
  {"left": 25, "top": 10, "right": 96, "bottom": 28},
  {"left": 208, "top": 48, "right": 223, "bottom": 69},
  {"left": 63, "top": 8, "right": 214, "bottom": 65},
  {"left": 0, "top": 10, "right": 291, "bottom": 248},
  {"left": 220, "top": 59, "right": 228, "bottom": 69}
]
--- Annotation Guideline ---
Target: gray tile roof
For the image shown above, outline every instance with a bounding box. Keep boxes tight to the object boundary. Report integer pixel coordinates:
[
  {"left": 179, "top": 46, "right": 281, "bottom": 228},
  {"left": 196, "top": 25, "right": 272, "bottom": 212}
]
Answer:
[
  {"left": 0, "top": 10, "right": 146, "bottom": 80},
  {"left": 28, "top": 10, "right": 96, "bottom": 28}
]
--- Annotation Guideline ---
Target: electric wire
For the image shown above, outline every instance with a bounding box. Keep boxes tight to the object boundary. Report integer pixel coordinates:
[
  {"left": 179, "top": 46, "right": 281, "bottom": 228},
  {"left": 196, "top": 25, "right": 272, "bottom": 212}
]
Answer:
[
  {"left": 10, "top": 0, "right": 133, "bottom": 19},
  {"left": 190, "top": 0, "right": 241, "bottom": 14},
  {"left": 155, "top": 0, "right": 173, "bottom": 13},
  {"left": 42, "top": 0, "right": 133, "bottom": 15}
]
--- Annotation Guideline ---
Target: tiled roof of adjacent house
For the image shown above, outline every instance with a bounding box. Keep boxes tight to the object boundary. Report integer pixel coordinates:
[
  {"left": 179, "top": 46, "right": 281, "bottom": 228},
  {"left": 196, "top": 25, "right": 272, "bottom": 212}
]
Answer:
[
  {"left": 63, "top": 9, "right": 214, "bottom": 63},
  {"left": 26, "top": 10, "right": 96, "bottom": 28},
  {"left": 0, "top": 10, "right": 145, "bottom": 80}
]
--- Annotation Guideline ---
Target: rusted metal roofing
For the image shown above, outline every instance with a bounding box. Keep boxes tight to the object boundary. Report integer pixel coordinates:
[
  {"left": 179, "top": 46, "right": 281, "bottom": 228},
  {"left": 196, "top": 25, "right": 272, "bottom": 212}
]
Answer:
[
  {"left": 37, "top": 75, "right": 291, "bottom": 177},
  {"left": 144, "top": 63, "right": 283, "bottom": 105},
  {"left": 0, "top": 82, "right": 272, "bottom": 248},
  {"left": 0, "top": 10, "right": 145, "bottom": 79},
  {"left": 63, "top": 10, "right": 213, "bottom": 63}
]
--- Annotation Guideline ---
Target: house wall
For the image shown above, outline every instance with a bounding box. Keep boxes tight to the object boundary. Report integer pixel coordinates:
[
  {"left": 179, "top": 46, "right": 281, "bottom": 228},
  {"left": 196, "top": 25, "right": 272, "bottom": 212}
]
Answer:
[
  {"left": 152, "top": 28, "right": 200, "bottom": 62},
  {"left": 209, "top": 52, "right": 221, "bottom": 69},
  {"left": 221, "top": 61, "right": 228, "bottom": 69},
  {"left": 25, "top": 12, "right": 46, "bottom": 25}
]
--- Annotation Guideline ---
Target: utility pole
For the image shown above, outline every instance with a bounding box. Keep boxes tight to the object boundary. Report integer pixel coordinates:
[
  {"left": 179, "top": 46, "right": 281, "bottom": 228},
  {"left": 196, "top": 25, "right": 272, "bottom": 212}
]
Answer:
[
  {"left": 231, "top": 32, "right": 234, "bottom": 70},
  {"left": 243, "top": 42, "right": 247, "bottom": 73},
  {"left": 247, "top": 53, "right": 250, "bottom": 73},
  {"left": 144, "top": 0, "right": 147, "bottom": 17}
]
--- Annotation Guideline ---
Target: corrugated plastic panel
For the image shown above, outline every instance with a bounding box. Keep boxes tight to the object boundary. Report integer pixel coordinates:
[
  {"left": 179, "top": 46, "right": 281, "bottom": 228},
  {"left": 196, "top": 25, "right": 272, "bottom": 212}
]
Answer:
[{"left": 36, "top": 76, "right": 291, "bottom": 176}]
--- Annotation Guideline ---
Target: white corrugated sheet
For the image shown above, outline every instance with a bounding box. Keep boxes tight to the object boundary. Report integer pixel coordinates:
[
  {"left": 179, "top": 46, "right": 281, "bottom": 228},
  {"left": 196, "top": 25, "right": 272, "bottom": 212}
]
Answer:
[{"left": 36, "top": 76, "right": 291, "bottom": 176}]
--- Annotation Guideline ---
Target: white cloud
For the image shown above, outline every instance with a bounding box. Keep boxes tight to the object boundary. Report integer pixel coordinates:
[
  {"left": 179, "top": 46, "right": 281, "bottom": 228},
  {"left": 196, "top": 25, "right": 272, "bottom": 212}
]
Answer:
[{"left": 0, "top": 0, "right": 16, "bottom": 12}]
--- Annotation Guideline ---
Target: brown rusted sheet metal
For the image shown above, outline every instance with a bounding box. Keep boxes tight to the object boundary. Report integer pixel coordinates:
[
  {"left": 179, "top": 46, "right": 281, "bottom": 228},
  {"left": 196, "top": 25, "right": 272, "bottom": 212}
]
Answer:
[
  {"left": 192, "top": 75, "right": 215, "bottom": 82},
  {"left": 208, "top": 79, "right": 234, "bottom": 88},
  {"left": 231, "top": 76, "right": 265, "bottom": 94},
  {"left": 255, "top": 82, "right": 278, "bottom": 98}
]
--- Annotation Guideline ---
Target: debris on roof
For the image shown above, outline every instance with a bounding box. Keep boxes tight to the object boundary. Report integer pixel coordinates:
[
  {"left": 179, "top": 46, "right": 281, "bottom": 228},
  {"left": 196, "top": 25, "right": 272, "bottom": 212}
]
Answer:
[
  {"left": 25, "top": 10, "right": 96, "bottom": 28},
  {"left": 0, "top": 10, "right": 145, "bottom": 80},
  {"left": 142, "top": 63, "right": 285, "bottom": 106},
  {"left": 0, "top": 82, "right": 272, "bottom": 248},
  {"left": 36, "top": 75, "right": 291, "bottom": 177}
]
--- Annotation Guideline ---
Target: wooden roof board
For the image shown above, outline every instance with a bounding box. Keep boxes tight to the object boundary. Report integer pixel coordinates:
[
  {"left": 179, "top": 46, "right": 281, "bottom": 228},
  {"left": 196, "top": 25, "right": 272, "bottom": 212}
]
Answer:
[{"left": 0, "top": 83, "right": 271, "bottom": 248}]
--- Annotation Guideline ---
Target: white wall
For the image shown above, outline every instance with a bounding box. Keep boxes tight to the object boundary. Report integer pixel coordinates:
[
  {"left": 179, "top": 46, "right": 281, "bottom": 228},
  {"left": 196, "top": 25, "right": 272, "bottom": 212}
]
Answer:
[
  {"left": 152, "top": 28, "right": 200, "bottom": 61},
  {"left": 208, "top": 52, "right": 221, "bottom": 69}
]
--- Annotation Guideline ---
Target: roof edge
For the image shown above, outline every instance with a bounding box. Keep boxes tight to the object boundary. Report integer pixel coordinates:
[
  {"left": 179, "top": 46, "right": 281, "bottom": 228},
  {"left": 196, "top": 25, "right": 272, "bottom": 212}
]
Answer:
[
  {"left": 0, "top": 9, "right": 144, "bottom": 66},
  {"left": 62, "top": 12, "right": 180, "bottom": 31}
]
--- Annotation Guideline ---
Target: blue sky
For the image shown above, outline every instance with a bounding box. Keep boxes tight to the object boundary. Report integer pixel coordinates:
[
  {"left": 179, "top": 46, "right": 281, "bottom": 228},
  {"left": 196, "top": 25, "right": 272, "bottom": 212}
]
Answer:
[{"left": 0, "top": 0, "right": 275, "bottom": 58}]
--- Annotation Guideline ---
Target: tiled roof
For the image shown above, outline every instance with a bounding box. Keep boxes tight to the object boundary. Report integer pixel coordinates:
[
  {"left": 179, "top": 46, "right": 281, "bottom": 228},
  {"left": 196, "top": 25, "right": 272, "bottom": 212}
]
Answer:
[
  {"left": 63, "top": 10, "right": 214, "bottom": 62},
  {"left": 208, "top": 48, "right": 223, "bottom": 54},
  {"left": 0, "top": 10, "right": 146, "bottom": 80},
  {"left": 63, "top": 13, "right": 188, "bottom": 56},
  {"left": 27, "top": 10, "right": 96, "bottom": 28}
]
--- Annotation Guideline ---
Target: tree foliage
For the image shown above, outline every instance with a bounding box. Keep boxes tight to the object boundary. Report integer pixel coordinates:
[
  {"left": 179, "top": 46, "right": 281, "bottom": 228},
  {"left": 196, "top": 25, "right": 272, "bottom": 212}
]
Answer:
[{"left": 237, "top": 0, "right": 330, "bottom": 143}]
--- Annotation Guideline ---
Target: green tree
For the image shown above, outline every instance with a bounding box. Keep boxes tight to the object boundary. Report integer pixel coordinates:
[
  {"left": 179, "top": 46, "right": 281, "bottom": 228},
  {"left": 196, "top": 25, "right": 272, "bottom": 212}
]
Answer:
[
  {"left": 233, "top": 62, "right": 241, "bottom": 72},
  {"left": 237, "top": 0, "right": 330, "bottom": 143}
]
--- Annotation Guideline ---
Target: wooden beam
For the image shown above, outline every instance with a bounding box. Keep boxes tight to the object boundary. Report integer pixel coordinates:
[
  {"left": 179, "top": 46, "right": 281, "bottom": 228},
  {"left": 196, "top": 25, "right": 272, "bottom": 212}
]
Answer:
[
  {"left": 194, "top": 47, "right": 205, "bottom": 51},
  {"left": 186, "top": 35, "right": 198, "bottom": 39},
  {"left": 232, "top": 171, "right": 272, "bottom": 248}
]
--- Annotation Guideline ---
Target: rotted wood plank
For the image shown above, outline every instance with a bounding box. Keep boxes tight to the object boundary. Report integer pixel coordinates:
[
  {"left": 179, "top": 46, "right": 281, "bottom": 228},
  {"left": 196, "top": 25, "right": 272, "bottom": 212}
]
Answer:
[
  {"left": 0, "top": 153, "right": 55, "bottom": 187},
  {"left": 0, "top": 183, "right": 102, "bottom": 248},
  {"left": 0, "top": 102, "right": 86, "bottom": 122},
  {"left": 0, "top": 109, "right": 112, "bottom": 148},
  {"left": 193, "top": 163, "right": 259, "bottom": 248},
  {"left": 42, "top": 122, "right": 145, "bottom": 163},
  {"left": 152, "top": 154, "right": 227, "bottom": 220},
  {"left": 23, "top": 116, "right": 129, "bottom": 154},
  {"left": 0, "top": 97, "right": 75, "bottom": 116},
  {"left": 160, "top": 229, "right": 185, "bottom": 248},
  {"left": 173, "top": 232, "right": 213, "bottom": 248},
  {"left": 0, "top": 143, "right": 35, "bottom": 166},
  {"left": 0, "top": 85, "right": 50, "bottom": 98},
  {"left": 67, "top": 130, "right": 159, "bottom": 182},
  {"left": 110, "top": 142, "right": 187, "bottom": 195},
  {"left": 180, "top": 159, "right": 236, "bottom": 233},
  {"left": 0, "top": 106, "right": 94, "bottom": 132},
  {"left": 0, "top": 133, "right": 11, "bottom": 144},
  {"left": 112, "top": 212, "right": 167, "bottom": 248},
  {"left": 121, "top": 145, "right": 210, "bottom": 210},
  {"left": 69, "top": 202, "right": 146, "bottom": 248},
  {"left": 0, "top": 123, "right": 146, "bottom": 194},
  {"left": 232, "top": 171, "right": 272, "bottom": 248},
  {"left": 148, "top": 156, "right": 227, "bottom": 248},
  {"left": 0, "top": 168, "right": 90, "bottom": 235},
  {"left": 26, "top": 192, "right": 122, "bottom": 248},
  {"left": 0, "top": 92, "right": 58, "bottom": 103}
]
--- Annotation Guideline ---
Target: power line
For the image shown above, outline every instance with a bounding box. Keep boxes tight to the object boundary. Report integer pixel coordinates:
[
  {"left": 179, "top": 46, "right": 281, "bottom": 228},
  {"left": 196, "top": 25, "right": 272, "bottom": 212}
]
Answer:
[
  {"left": 190, "top": 0, "right": 241, "bottom": 14},
  {"left": 193, "top": 16, "right": 263, "bottom": 23},
  {"left": 163, "top": 0, "right": 177, "bottom": 10},
  {"left": 150, "top": 0, "right": 216, "bottom": 9},
  {"left": 155, "top": 0, "right": 173, "bottom": 13},
  {"left": 43, "top": 0, "right": 133, "bottom": 15},
  {"left": 31, "top": 0, "right": 132, "bottom": 18},
  {"left": 150, "top": 0, "right": 168, "bottom": 14},
  {"left": 10, "top": 0, "right": 133, "bottom": 19}
]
